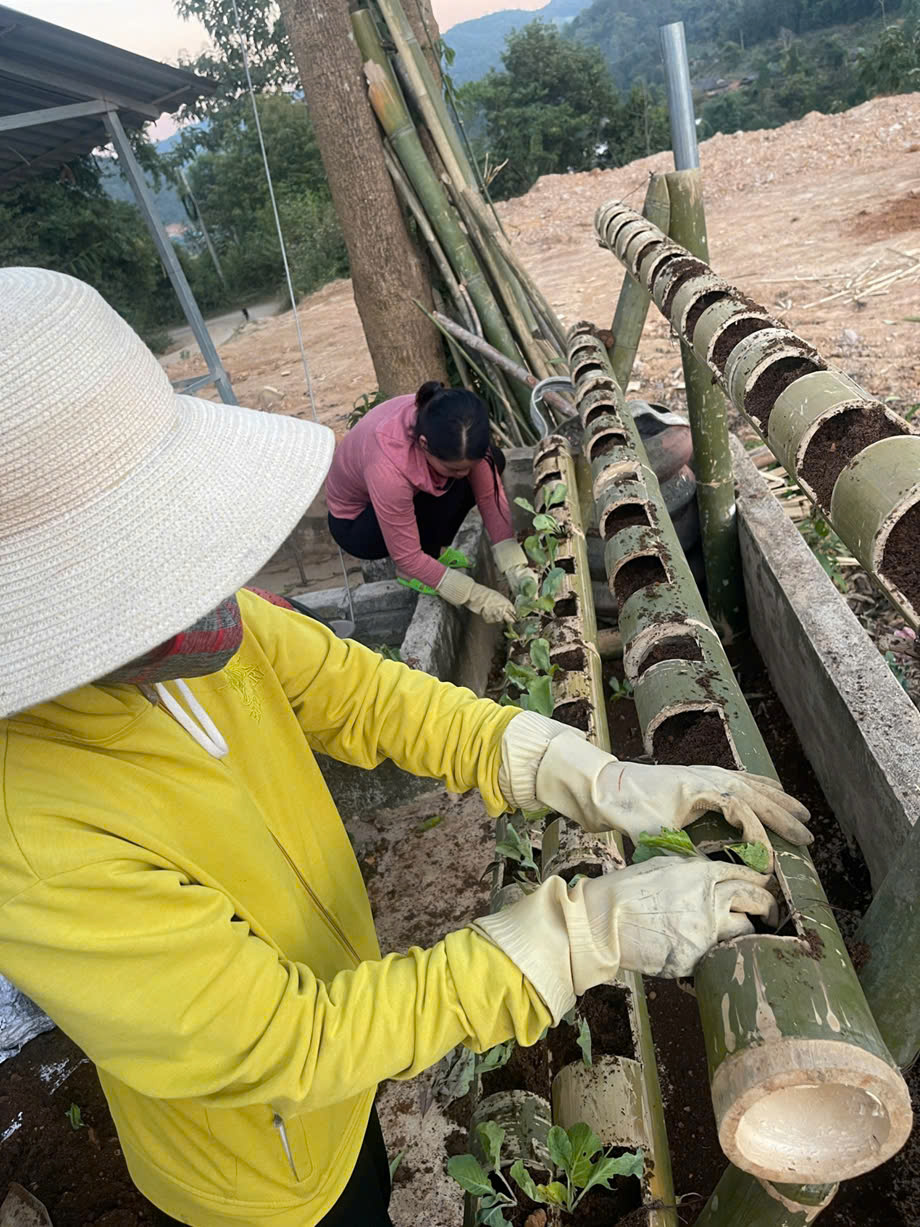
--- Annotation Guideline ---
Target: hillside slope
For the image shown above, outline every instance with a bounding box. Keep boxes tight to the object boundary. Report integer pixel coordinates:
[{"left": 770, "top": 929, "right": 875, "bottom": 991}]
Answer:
[{"left": 445, "top": 0, "right": 591, "bottom": 84}]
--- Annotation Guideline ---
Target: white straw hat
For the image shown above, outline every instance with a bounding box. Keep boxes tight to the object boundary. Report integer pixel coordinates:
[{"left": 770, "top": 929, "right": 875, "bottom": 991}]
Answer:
[{"left": 0, "top": 267, "right": 335, "bottom": 718}]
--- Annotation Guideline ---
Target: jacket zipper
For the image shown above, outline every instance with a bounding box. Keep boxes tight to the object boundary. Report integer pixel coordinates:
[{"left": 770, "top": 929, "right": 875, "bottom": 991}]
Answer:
[{"left": 269, "top": 832, "right": 361, "bottom": 965}]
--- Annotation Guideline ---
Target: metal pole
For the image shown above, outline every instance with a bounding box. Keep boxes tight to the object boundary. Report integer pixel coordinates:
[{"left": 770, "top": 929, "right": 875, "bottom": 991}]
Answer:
[
  {"left": 659, "top": 21, "right": 699, "bottom": 171},
  {"left": 103, "top": 109, "right": 237, "bottom": 405}
]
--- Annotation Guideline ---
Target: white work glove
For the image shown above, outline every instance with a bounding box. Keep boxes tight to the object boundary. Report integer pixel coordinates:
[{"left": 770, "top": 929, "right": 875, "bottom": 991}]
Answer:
[
  {"left": 473, "top": 859, "right": 778, "bottom": 1022},
  {"left": 498, "top": 712, "right": 812, "bottom": 851},
  {"left": 436, "top": 567, "right": 515, "bottom": 625},
  {"left": 492, "top": 538, "right": 538, "bottom": 598}
]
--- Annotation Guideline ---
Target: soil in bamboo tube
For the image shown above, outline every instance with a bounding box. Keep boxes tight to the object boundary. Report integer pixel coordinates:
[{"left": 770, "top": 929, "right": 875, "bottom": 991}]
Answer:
[
  {"left": 548, "top": 984, "right": 635, "bottom": 1077},
  {"left": 479, "top": 1040, "right": 551, "bottom": 1100},
  {"left": 882, "top": 500, "right": 920, "bottom": 615},
  {"left": 799, "top": 408, "right": 906, "bottom": 507}
]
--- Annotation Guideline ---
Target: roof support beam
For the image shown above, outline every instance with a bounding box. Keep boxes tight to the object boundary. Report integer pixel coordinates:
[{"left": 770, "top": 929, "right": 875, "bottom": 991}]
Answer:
[
  {"left": 0, "top": 53, "right": 162, "bottom": 119},
  {"left": 0, "top": 98, "right": 109, "bottom": 133},
  {"left": 102, "top": 109, "right": 236, "bottom": 407}
]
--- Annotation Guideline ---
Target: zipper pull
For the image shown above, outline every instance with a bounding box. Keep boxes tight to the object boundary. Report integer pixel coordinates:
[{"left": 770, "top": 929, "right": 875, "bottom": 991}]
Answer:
[{"left": 273, "top": 1112, "right": 300, "bottom": 1181}]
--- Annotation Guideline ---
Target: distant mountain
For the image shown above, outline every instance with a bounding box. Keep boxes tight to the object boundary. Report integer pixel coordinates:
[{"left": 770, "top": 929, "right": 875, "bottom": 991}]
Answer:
[
  {"left": 98, "top": 126, "right": 206, "bottom": 228},
  {"left": 444, "top": 0, "right": 593, "bottom": 85}
]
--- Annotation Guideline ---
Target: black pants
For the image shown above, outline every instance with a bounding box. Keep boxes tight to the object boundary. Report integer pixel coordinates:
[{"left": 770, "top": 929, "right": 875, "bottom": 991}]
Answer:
[
  {"left": 328, "top": 447, "right": 506, "bottom": 562},
  {"left": 154, "top": 1107, "right": 393, "bottom": 1226}
]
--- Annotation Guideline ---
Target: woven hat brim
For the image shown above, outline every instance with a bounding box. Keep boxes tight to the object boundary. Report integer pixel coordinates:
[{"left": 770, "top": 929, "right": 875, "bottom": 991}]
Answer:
[{"left": 1, "top": 395, "right": 335, "bottom": 717}]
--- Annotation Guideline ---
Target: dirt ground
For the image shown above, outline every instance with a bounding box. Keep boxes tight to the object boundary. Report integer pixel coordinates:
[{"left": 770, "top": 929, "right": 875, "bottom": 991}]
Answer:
[{"left": 165, "top": 93, "right": 920, "bottom": 432}]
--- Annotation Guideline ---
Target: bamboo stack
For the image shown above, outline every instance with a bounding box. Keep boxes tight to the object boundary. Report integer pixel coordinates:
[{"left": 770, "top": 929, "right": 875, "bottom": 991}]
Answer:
[
  {"left": 568, "top": 321, "right": 912, "bottom": 1226},
  {"left": 351, "top": 2, "right": 571, "bottom": 444},
  {"left": 594, "top": 199, "right": 920, "bottom": 631}
]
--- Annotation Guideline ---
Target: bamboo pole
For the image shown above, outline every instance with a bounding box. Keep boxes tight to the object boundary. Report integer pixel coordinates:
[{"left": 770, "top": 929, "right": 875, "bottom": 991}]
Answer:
[
  {"left": 665, "top": 169, "right": 745, "bottom": 641},
  {"left": 595, "top": 198, "right": 920, "bottom": 631},
  {"left": 428, "top": 308, "right": 575, "bottom": 419},
  {"left": 607, "top": 173, "right": 670, "bottom": 389},
  {"left": 447, "top": 182, "right": 553, "bottom": 381},
  {"left": 568, "top": 323, "right": 912, "bottom": 1222},
  {"left": 353, "top": 10, "right": 532, "bottom": 415}
]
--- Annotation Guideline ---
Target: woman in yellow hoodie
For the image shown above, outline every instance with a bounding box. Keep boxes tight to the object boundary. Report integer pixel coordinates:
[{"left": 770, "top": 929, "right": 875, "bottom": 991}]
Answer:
[{"left": 0, "top": 270, "right": 811, "bottom": 1227}]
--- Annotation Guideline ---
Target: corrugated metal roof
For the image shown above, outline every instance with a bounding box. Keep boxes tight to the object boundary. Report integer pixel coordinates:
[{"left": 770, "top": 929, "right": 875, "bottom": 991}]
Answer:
[{"left": 0, "top": 4, "right": 217, "bottom": 187}]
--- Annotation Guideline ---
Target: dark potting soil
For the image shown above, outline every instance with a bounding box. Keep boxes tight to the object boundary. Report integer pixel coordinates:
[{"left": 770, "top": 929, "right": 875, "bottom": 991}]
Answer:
[
  {"left": 547, "top": 984, "right": 634, "bottom": 1078},
  {"left": 651, "top": 710, "right": 737, "bottom": 770},
  {"left": 479, "top": 1040, "right": 551, "bottom": 1101},
  {"left": 632, "top": 238, "right": 664, "bottom": 275},
  {"left": 552, "top": 648, "right": 586, "bottom": 672},
  {"left": 589, "top": 429, "right": 628, "bottom": 460},
  {"left": 710, "top": 316, "right": 772, "bottom": 372},
  {"left": 571, "top": 1177, "right": 642, "bottom": 1225},
  {"left": 659, "top": 259, "right": 711, "bottom": 318},
  {"left": 881, "top": 499, "right": 920, "bottom": 616},
  {"left": 744, "top": 353, "right": 826, "bottom": 432},
  {"left": 613, "top": 556, "right": 668, "bottom": 607},
  {"left": 552, "top": 596, "right": 578, "bottom": 620},
  {"left": 684, "top": 290, "right": 731, "bottom": 341},
  {"left": 799, "top": 407, "right": 906, "bottom": 508},
  {"left": 636, "top": 636, "right": 704, "bottom": 678},
  {"left": 0, "top": 1029, "right": 161, "bottom": 1226},
  {"left": 552, "top": 699, "right": 591, "bottom": 733},
  {"left": 603, "top": 503, "right": 652, "bottom": 540}
]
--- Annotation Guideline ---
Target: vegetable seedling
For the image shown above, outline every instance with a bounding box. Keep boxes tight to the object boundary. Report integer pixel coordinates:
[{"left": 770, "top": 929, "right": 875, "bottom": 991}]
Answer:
[
  {"left": 448, "top": 1121, "right": 642, "bottom": 1223},
  {"left": 631, "top": 826, "right": 771, "bottom": 873},
  {"left": 66, "top": 1103, "right": 85, "bottom": 1130}
]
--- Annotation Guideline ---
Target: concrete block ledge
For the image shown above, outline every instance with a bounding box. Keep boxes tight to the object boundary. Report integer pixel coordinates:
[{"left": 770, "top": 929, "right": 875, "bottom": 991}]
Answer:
[{"left": 733, "top": 436, "right": 920, "bottom": 889}]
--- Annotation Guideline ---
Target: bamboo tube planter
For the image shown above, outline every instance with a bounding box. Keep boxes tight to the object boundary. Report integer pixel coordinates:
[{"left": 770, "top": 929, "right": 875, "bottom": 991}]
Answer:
[
  {"left": 568, "top": 322, "right": 912, "bottom": 1222},
  {"left": 465, "top": 437, "right": 676, "bottom": 1226},
  {"left": 606, "top": 173, "right": 671, "bottom": 390},
  {"left": 594, "top": 199, "right": 920, "bottom": 629}
]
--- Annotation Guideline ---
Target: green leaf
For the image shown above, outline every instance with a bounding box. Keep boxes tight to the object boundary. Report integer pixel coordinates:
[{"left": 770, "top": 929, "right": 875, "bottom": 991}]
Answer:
[
  {"left": 577, "top": 1149, "right": 644, "bottom": 1199},
  {"left": 636, "top": 827, "right": 699, "bottom": 858},
  {"left": 504, "top": 660, "right": 538, "bottom": 690},
  {"left": 526, "top": 675, "right": 555, "bottom": 718},
  {"left": 630, "top": 842, "right": 663, "bottom": 864},
  {"left": 546, "top": 535, "right": 560, "bottom": 564},
  {"left": 533, "top": 596, "right": 556, "bottom": 613},
  {"left": 476, "top": 1121, "right": 505, "bottom": 1172},
  {"left": 515, "top": 496, "right": 536, "bottom": 514},
  {"left": 498, "top": 695, "right": 518, "bottom": 707},
  {"left": 535, "top": 1181, "right": 569, "bottom": 1206},
  {"left": 541, "top": 567, "right": 566, "bottom": 600},
  {"left": 388, "top": 1149, "right": 405, "bottom": 1181},
  {"left": 576, "top": 1015, "right": 593, "bottom": 1067},
  {"left": 728, "top": 841, "right": 771, "bottom": 873},
  {"left": 65, "top": 1103, "right": 85, "bottom": 1130},
  {"left": 495, "top": 824, "right": 538, "bottom": 873},
  {"left": 476, "top": 1040, "right": 515, "bottom": 1074},
  {"left": 532, "top": 513, "right": 559, "bottom": 532},
  {"left": 523, "top": 534, "right": 548, "bottom": 566},
  {"left": 448, "top": 1154, "right": 494, "bottom": 1197},
  {"left": 479, "top": 1205, "right": 511, "bottom": 1227},
  {"left": 544, "top": 482, "right": 568, "bottom": 508},
  {"left": 529, "top": 638, "right": 551, "bottom": 673},
  {"left": 416, "top": 814, "right": 444, "bottom": 832},
  {"left": 546, "top": 1124, "right": 574, "bottom": 1175},
  {"left": 509, "top": 1158, "right": 539, "bottom": 1201},
  {"left": 566, "top": 1122, "right": 603, "bottom": 1187}
]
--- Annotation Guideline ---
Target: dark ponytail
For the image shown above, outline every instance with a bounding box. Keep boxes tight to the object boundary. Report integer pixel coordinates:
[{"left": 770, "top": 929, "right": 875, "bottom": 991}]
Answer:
[{"left": 411, "top": 382, "right": 492, "bottom": 462}]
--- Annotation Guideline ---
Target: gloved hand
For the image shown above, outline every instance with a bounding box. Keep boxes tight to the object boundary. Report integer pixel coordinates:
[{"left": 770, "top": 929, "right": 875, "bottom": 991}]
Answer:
[
  {"left": 436, "top": 567, "right": 515, "bottom": 624},
  {"left": 498, "top": 712, "right": 811, "bottom": 854},
  {"left": 473, "top": 859, "right": 777, "bottom": 1022},
  {"left": 492, "top": 538, "right": 539, "bottom": 599}
]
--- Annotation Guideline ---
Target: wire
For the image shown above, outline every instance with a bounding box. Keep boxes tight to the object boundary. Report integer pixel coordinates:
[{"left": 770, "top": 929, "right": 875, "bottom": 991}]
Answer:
[{"left": 229, "top": 0, "right": 357, "bottom": 631}]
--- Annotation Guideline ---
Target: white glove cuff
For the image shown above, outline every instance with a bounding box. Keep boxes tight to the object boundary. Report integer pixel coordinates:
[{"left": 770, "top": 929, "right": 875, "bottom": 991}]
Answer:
[
  {"left": 472, "top": 877, "right": 577, "bottom": 1023},
  {"left": 436, "top": 567, "right": 474, "bottom": 606},
  {"left": 492, "top": 538, "right": 528, "bottom": 573},
  {"left": 534, "top": 734, "right": 624, "bottom": 834},
  {"left": 498, "top": 712, "right": 585, "bottom": 812}
]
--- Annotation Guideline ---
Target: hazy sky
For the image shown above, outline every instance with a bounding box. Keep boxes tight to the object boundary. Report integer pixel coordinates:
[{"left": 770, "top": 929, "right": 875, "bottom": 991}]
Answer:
[{"left": 11, "top": 0, "right": 547, "bottom": 58}]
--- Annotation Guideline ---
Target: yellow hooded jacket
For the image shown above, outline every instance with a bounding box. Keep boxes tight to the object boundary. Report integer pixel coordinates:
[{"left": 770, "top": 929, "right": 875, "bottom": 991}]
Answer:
[{"left": 0, "top": 590, "right": 551, "bottom": 1225}]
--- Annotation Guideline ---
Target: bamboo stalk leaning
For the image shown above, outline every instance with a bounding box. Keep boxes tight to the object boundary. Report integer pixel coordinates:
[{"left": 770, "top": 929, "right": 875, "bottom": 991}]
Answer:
[
  {"left": 594, "top": 200, "right": 920, "bottom": 630},
  {"left": 353, "top": 9, "right": 532, "bottom": 415},
  {"left": 568, "top": 322, "right": 912, "bottom": 1224}
]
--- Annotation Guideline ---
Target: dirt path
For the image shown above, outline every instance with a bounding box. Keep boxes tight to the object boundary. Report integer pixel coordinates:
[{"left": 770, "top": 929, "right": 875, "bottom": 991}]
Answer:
[{"left": 162, "top": 93, "right": 920, "bottom": 432}]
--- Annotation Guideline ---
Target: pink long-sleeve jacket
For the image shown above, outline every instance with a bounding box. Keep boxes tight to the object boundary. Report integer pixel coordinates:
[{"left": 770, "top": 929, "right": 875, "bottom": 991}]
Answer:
[{"left": 325, "top": 395, "right": 513, "bottom": 588}]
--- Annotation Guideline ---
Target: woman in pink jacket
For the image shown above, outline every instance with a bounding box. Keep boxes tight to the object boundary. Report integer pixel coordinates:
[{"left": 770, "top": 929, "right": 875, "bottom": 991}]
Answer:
[{"left": 326, "top": 382, "right": 536, "bottom": 624}]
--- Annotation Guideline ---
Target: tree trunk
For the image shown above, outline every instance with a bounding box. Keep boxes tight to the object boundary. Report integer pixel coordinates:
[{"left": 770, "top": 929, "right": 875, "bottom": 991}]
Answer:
[{"left": 278, "top": 0, "right": 446, "bottom": 397}]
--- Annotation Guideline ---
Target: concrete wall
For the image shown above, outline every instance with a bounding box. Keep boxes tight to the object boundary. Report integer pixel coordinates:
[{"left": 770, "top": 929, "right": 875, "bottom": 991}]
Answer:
[{"left": 733, "top": 438, "right": 920, "bottom": 888}]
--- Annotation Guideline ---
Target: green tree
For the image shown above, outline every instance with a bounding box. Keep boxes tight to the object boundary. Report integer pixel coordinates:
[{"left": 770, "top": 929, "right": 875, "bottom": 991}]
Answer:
[{"left": 462, "top": 21, "right": 639, "bottom": 199}]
